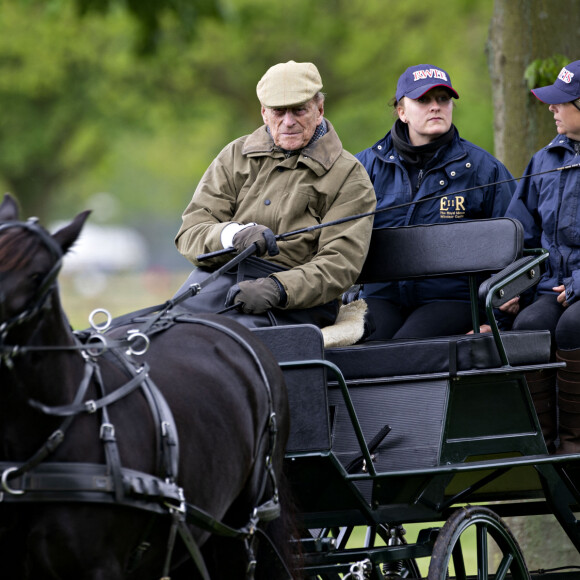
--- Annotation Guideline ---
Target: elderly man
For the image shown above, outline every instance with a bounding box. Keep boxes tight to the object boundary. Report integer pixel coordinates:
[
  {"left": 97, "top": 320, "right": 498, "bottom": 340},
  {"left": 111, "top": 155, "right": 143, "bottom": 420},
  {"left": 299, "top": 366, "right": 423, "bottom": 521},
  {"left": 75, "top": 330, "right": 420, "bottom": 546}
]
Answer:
[{"left": 174, "top": 60, "right": 376, "bottom": 328}]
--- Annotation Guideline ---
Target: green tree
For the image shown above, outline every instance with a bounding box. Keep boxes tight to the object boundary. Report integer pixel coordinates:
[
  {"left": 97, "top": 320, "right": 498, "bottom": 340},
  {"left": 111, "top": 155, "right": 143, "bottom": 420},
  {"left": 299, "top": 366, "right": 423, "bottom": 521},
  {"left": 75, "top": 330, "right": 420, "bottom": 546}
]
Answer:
[
  {"left": 74, "top": 0, "right": 222, "bottom": 53},
  {"left": 0, "top": 1, "right": 213, "bottom": 221},
  {"left": 487, "top": 0, "right": 580, "bottom": 176},
  {"left": 0, "top": 3, "right": 132, "bottom": 220},
  {"left": 0, "top": 0, "right": 498, "bottom": 223}
]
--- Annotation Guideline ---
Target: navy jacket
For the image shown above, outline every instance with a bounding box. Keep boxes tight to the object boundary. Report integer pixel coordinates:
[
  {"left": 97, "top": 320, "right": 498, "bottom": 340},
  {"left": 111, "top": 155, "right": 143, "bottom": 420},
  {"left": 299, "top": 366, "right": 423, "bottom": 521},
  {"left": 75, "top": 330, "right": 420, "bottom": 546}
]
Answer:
[
  {"left": 506, "top": 135, "right": 580, "bottom": 304},
  {"left": 356, "top": 127, "right": 515, "bottom": 307}
]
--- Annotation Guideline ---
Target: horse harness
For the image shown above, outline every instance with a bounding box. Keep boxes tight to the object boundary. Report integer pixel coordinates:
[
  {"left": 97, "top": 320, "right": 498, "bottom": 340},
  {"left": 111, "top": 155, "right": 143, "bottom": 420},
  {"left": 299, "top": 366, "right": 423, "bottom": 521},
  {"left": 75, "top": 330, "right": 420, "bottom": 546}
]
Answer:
[
  {"left": 0, "top": 219, "right": 289, "bottom": 580},
  {"left": 0, "top": 217, "right": 64, "bottom": 338}
]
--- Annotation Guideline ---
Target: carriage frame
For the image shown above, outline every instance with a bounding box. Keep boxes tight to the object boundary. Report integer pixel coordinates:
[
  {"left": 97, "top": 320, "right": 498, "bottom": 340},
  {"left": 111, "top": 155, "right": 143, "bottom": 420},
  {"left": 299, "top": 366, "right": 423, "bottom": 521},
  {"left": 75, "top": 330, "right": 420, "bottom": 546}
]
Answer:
[{"left": 253, "top": 218, "right": 580, "bottom": 579}]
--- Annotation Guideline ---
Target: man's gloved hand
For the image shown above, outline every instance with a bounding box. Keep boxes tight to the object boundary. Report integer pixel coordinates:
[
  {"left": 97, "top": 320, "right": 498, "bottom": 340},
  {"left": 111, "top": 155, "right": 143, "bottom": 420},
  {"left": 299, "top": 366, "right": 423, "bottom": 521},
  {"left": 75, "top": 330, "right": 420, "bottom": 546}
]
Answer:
[
  {"left": 232, "top": 225, "right": 279, "bottom": 257},
  {"left": 225, "top": 277, "right": 281, "bottom": 314}
]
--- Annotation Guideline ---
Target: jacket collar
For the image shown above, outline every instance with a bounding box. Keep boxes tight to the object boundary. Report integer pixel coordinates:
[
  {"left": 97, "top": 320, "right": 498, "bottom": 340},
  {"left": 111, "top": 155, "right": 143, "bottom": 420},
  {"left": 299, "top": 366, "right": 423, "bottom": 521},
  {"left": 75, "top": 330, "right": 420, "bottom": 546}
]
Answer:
[
  {"left": 242, "top": 119, "right": 343, "bottom": 172},
  {"left": 371, "top": 125, "right": 465, "bottom": 164},
  {"left": 546, "top": 135, "right": 578, "bottom": 153}
]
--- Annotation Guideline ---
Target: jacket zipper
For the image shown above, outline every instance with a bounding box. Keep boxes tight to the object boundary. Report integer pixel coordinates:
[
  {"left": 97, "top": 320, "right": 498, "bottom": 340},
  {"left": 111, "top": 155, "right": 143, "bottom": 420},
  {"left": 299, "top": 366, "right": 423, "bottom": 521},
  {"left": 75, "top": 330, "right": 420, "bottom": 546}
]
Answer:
[
  {"left": 560, "top": 142, "right": 580, "bottom": 280},
  {"left": 416, "top": 169, "right": 424, "bottom": 192}
]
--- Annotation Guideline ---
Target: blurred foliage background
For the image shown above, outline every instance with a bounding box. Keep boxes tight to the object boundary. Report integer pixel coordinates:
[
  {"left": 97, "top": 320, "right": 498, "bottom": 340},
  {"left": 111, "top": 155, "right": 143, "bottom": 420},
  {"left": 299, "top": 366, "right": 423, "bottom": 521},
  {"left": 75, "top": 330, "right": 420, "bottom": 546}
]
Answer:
[
  {"left": 1, "top": 0, "right": 497, "bottom": 249},
  {"left": 1, "top": 0, "right": 572, "bottom": 330}
]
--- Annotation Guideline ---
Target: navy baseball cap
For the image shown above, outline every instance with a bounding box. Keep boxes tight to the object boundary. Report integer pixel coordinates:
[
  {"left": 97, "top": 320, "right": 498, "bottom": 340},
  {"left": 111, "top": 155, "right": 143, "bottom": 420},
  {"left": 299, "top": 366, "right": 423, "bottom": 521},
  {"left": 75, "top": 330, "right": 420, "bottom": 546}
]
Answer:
[
  {"left": 396, "top": 64, "right": 459, "bottom": 101},
  {"left": 531, "top": 60, "right": 580, "bottom": 104}
]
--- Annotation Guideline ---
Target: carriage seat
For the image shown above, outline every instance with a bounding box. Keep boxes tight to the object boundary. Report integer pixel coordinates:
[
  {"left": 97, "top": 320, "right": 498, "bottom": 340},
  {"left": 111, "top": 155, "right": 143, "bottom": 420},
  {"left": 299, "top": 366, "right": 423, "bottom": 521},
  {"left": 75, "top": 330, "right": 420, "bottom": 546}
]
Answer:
[
  {"left": 324, "top": 329, "right": 551, "bottom": 381},
  {"left": 254, "top": 220, "right": 550, "bottom": 457},
  {"left": 325, "top": 218, "right": 551, "bottom": 381}
]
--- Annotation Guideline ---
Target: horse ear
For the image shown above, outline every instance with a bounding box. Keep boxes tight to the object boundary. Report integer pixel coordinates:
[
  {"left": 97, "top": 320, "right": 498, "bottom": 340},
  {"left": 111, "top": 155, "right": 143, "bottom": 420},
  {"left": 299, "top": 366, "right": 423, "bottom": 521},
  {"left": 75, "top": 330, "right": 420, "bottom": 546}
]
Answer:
[
  {"left": 52, "top": 210, "right": 92, "bottom": 254},
  {"left": 0, "top": 193, "right": 20, "bottom": 221}
]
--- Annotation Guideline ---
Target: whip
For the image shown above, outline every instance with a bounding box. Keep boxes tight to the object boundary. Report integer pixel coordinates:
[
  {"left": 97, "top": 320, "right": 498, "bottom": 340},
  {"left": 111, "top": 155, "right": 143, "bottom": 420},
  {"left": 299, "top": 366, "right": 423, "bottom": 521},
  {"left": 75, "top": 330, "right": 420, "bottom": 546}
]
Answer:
[{"left": 196, "top": 162, "right": 580, "bottom": 262}]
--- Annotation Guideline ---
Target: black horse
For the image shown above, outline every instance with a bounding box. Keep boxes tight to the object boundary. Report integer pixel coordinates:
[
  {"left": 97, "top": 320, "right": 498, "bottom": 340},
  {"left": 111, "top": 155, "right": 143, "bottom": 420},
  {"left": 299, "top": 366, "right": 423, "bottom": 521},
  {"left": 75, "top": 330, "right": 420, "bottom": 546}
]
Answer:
[{"left": 0, "top": 194, "right": 294, "bottom": 579}]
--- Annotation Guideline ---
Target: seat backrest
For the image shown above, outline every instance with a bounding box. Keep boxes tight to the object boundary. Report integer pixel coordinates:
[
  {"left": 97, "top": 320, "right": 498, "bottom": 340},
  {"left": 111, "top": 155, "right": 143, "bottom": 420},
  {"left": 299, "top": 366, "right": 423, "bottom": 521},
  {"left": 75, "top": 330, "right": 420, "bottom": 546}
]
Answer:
[
  {"left": 251, "top": 324, "right": 331, "bottom": 453},
  {"left": 357, "top": 218, "right": 524, "bottom": 284}
]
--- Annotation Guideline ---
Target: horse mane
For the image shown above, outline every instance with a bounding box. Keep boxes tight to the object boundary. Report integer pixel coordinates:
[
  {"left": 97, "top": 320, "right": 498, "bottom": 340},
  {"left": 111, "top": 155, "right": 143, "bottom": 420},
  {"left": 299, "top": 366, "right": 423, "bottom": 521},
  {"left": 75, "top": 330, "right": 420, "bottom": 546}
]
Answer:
[{"left": 0, "top": 227, "right": 41, "bottom": 272}]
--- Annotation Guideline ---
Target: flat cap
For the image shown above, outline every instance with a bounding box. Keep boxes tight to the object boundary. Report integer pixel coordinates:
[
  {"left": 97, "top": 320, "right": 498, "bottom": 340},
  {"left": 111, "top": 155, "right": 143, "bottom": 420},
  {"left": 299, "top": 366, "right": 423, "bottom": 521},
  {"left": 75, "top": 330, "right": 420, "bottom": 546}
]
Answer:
[{"left": 257, "top": 61, "right": 323, "bottom": 108}]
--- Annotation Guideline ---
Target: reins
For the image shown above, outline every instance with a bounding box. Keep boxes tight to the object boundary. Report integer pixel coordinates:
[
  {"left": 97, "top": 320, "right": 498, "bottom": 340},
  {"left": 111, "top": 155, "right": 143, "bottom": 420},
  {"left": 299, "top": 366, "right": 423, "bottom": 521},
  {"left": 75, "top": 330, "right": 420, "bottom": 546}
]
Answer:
[
  {"left": 196, "top": 161, "right": 580, "bottom": 262},
  {"left": 97, "top": 244, "right": 258, "bottom": 335}
]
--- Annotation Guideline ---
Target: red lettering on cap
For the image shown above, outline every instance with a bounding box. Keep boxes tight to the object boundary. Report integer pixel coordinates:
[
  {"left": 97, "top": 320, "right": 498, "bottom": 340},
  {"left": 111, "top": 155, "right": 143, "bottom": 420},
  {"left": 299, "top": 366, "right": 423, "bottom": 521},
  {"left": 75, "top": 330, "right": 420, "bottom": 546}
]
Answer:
[
  {"left": 412, "top": 69, "right": 448, "bottom": 82},
  {"left": 558, "top": 67, "right": 574, "bottom": 84}
]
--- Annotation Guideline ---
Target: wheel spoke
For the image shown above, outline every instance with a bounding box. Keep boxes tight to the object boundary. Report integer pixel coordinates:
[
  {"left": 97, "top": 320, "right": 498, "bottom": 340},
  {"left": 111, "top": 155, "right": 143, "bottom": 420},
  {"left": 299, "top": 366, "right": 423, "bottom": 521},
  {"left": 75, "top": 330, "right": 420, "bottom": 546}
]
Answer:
[
  {"left": 495, "top": 553, "right": 514, "bottom": 580},
  {"left": 476, "top": 523, "right": 489, "bottom": 580},
  {"left": 451, "top": 537, "right": 467, "bottom": 580}
]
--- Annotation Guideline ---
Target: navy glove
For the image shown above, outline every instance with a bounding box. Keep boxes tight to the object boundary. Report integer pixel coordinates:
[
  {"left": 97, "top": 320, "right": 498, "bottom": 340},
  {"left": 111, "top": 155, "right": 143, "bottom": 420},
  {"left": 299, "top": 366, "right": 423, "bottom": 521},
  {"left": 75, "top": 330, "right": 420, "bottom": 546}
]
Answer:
[
  {"left": 232, "top": 225, "right": 279, "bottom": 257},
  {"left": 225, "top": 277, "right": 281, "bottom": 314},
  {"left": 342, "top": 284, "right": 362, "bottom": 305}
]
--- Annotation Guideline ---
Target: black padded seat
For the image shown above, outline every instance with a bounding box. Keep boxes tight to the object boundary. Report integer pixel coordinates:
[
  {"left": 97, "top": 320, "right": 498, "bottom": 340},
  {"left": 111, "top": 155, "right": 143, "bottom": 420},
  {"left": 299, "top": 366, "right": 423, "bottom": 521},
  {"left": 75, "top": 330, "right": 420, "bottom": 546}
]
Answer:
[
  {"left": 325, "top": 329, "right": 551, "bottom": 381},
  {"left": 324, "top": 219, "right": 551, "bottom": 381}
]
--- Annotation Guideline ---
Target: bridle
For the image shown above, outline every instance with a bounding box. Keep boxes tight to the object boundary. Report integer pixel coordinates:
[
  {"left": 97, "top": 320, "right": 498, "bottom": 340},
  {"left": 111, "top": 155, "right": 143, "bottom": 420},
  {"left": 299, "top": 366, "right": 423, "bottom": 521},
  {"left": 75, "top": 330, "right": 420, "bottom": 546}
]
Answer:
[
  {"left": 0, "top": 218, "right": 64, "bottom": 339},
  {"left": 0, "top": 220, "right": 140, "bottom": 367}
]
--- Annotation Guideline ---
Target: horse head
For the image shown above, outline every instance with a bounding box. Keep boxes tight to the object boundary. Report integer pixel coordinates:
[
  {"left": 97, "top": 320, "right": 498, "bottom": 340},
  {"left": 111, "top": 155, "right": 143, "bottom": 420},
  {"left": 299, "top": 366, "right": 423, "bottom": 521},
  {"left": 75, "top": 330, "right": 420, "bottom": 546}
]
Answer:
[
  {"left": 0, "top": 194, "right": 90, "bottom": 332},
  {"left": 0, "top": 193, "right": 95, "bottom": 464}
]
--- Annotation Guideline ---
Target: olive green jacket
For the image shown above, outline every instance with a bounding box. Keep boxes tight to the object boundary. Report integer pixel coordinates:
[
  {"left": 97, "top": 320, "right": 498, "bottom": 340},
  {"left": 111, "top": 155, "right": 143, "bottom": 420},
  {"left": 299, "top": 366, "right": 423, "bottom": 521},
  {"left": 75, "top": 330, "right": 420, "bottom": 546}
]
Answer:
[{"left": 175, "top": 120, "right": 376, "bottom": 309}]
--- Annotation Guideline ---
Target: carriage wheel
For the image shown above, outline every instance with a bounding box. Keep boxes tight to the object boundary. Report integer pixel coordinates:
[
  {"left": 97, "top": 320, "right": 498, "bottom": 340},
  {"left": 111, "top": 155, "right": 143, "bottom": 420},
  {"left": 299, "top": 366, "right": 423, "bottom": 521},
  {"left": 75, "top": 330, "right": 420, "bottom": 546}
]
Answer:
[{"left": 427, "top": 506, "right": 530, "bottom": 580}]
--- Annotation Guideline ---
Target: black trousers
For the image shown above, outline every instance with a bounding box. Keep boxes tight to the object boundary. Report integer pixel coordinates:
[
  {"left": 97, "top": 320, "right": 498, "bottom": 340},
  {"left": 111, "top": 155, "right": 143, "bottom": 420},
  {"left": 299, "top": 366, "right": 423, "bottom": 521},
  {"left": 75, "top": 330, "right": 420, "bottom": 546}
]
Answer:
[
  {"left": 513, "top": 292, "right": 580, "bottom": 351},
  {"left": 364, "top": 298, "right": 474, "bottom": 341},
  {"left": 172, "top": 256, "right": 339, "bottom": 330}
]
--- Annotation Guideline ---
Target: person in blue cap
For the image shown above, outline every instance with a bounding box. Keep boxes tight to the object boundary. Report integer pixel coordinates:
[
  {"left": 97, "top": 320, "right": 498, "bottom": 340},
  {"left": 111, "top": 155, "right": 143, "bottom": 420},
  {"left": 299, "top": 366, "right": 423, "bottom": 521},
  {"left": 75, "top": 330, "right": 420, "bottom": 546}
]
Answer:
[
  {"left": 505, "top": 59, "right": 580, "bottom": 454},
  {"left": 354, "top": 64, "right": 516, "bottom": 340}
]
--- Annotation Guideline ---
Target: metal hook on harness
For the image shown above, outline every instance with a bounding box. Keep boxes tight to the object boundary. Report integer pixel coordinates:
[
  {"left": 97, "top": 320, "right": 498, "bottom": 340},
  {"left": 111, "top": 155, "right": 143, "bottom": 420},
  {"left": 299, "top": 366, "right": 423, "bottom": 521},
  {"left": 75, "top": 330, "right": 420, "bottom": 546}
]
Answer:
[
  {"left": 1, "top": 467, "right": 24, "bottom": 495},
  {"left": 89, "top": 309, "right": 112, "bottom": 333},
  {"left": 126, "top": 330, "right": 150, "bottom": 356},
  {"left": 244, "top": 535, "right": 257, "bottom": 580},
  {"left": 84, "top": 333, "right": 108, "bottom": 358},
  {"left": 188, "top": 282, "right": 202, "bottom": 296}
]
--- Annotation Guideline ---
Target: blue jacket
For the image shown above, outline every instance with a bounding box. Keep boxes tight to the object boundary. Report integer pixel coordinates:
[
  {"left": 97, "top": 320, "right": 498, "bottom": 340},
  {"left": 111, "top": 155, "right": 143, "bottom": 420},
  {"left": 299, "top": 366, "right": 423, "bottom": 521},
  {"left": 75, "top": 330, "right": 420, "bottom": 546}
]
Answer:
[
  {"left": 506, "top": 135, "right": 580, "bottom": 304},
  {"left": 356, "top": 127, "right": 516, "bottom": 307}
]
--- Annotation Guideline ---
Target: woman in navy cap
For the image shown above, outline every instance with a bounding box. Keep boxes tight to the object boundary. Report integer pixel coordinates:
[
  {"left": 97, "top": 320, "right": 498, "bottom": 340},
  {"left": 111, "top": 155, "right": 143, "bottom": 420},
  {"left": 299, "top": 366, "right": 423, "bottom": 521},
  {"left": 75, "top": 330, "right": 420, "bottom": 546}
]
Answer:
[
  {"left": 505, "top": 59, "right": 580, "bottom": 454},
  {"left": 355, "top": 64, "right": 516, "bottom": 340}
]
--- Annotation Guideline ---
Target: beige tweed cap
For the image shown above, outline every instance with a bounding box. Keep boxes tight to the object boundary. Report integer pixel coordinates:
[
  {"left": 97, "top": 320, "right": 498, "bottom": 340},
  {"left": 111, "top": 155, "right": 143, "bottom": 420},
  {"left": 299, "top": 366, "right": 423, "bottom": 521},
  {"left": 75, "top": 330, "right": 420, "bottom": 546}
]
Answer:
[{"left": 257, "top": 61, "right": 323, "bottom": 108}]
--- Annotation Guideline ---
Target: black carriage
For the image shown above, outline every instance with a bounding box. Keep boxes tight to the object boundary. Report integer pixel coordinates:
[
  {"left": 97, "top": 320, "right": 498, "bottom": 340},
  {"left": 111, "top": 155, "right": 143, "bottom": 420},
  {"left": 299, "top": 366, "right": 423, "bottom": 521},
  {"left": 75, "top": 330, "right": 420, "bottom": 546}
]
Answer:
[{"left": 253, "top": 217, "right": 580, "bottom": 579}]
